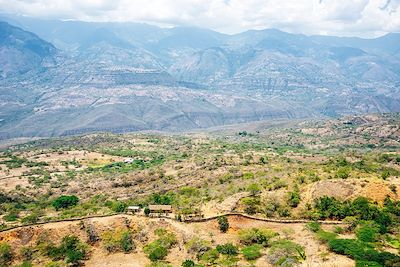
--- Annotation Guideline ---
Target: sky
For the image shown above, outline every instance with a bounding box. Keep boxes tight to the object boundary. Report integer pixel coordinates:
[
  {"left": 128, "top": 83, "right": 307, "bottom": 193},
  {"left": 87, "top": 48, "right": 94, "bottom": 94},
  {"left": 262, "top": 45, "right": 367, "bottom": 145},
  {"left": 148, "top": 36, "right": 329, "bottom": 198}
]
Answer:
[{"left": 0, "top": 0, "right": 399, "bottom": 37}]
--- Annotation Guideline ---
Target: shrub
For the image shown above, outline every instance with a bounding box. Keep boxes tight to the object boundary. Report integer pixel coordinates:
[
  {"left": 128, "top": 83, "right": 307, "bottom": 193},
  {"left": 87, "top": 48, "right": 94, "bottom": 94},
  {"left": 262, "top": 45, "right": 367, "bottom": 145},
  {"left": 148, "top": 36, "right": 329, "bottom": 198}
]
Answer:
[
  {"left": 287, "top": 191, "right": 300, "bottom": 208},
  {"left": 102, "top": 231, "right": 120, "bottom": 252},
  {"left": 355, "top": 261, "right": 383, "bottom": 267},
  {"left": 356, "top": 221, "right": 380, "bottom": 243},
  {"left": 333, "top": 226, "right": 344, "bottom": 234},
  {"left": 182, "top": 259, "right": 195, "bottom": 267},
  {"left": 59, "top": 235, "right": 87, "bottom": 264},
  {"left": 328, "top": 238, "right": 399, "bottom": 265},
  {"left": 3, "top": 211, "right": 18, "bottom": 222},
  {"left": 267, "top": 240, "right": 306, "bottom": 266},
  {"left": 241, "top": 197, "right": 260, "bottom": 215},
  {"left": 120, "top": 231, "right": 134, "bottom": 252},
  {"left": 20, "top": 246, "right": 34, "bottom": 261},
  {"left": 381, "top": 171, "right": 390, "bottom": 180},
  {"left": 247, "top": 183, "right": 261, "bottom": 196},
  {"left": 185, "top": 237, "right": 211, "bottom": 255},
  {"left": 21, "top": 213, "right": 39, "bottom": 224},
  {"left": 108, "top": 201, "right": 127, "bottom": 213},
  {"left": 39, "top": 235, "right": 87, "bottom": 265},
  {"left": 145, "top": 243, "right": 168, "bottom": 262},
  {"left": 144, "top": 207, "right": 150, "bottom": 216},
  {"left": 152, "top": 193, "right": 174, "bottom": 205},
  {"left": 336, "top": 167, "right": 351, "bottom": 179},
  {"left": 316, "top": 230, "right": 337, "bottom": 243},
  {"left": 238, "top": 228, "right": 278, "bottom": 247},
  {"left": 154, "top": 228, "right": 177, "bottom": 248},
  {"left": 241, "top": 244, "right": 263, "bottom": 260},
  {"left": 217, "top": 216, "right": 229, "bottom": 233},
  {"left": 216, "top": 243, "right": 238, "bottom": 255},
  {"left": 305, "top": 222, "right": 321, "bottom": 233},
  {"left": 17, "top": 261, "right": 33, "bottom": 267},
  {"left": 0, "top": 242, "right": 13, "bottom": 266},
  {"left": 52, "top": 195, "right": 79, "bottom": 210},
  {"left": 44, "top": 262, "right": 62, "bottom": 267},
  {"left": 144, "top": 229, "right": 177, "bottom": 262},
  {"left": 102, "top": 229, "right": 135, "bottom": 253},
  {"left": 199, "top": 249, "right": 219, "bottom": 265}
]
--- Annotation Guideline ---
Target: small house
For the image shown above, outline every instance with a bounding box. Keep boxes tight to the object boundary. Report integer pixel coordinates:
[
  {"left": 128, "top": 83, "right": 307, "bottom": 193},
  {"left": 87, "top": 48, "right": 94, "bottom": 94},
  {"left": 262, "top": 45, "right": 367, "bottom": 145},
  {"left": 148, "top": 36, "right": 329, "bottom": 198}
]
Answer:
[
  {"left": 127, "top": 206, "right": 141, "bottom": 214},
  {"left": 148, "top": 205, "right": 172, "bottom": 214}
]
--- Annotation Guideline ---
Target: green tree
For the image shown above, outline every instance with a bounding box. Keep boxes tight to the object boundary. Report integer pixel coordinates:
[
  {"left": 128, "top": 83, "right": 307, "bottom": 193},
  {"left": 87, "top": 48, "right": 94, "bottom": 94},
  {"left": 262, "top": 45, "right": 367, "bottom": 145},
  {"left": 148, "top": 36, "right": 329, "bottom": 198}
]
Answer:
[
  {"left": 144, "top": 207, "right": 150, "bottom": 216},
  {"left": 217, "top": 216, "right": 229, "bottom": 233},
  {"left": 52, "top": 195, "right": 79, "bottom": 210},
  {"left": 287, "top": 191, "right": 300, "bottom": 208}
]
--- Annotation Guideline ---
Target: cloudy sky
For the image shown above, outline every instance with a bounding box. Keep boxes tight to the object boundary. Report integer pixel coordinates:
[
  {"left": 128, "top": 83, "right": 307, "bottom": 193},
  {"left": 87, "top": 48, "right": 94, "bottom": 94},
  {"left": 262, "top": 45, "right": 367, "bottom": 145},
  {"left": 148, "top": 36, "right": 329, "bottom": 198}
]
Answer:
[{"left": 0, "top": 0, "right": 399, "bottom": 37}]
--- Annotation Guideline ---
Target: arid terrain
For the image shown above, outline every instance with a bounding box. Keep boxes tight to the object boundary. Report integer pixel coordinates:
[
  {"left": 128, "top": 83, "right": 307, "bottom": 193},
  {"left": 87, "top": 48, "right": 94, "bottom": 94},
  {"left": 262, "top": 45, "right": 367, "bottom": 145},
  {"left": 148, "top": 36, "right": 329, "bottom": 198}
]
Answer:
[{"left": 0, "top": 113, "right": 400, "bottom": 267}]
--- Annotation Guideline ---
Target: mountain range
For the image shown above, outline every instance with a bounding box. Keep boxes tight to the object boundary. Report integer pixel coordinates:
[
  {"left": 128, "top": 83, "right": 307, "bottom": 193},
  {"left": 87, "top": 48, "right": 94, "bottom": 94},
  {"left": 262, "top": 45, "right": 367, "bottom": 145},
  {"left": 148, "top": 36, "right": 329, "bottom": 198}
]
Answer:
[{"left": 0, "top": 15, "right": 399, "bottom": 138}]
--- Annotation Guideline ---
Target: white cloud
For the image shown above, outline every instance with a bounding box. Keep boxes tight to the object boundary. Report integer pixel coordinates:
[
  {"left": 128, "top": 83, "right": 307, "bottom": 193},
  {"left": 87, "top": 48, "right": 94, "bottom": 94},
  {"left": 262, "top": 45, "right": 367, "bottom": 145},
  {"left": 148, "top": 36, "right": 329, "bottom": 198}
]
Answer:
[{"left": 0, "top": 0, "right": 399, "bottom": 37}]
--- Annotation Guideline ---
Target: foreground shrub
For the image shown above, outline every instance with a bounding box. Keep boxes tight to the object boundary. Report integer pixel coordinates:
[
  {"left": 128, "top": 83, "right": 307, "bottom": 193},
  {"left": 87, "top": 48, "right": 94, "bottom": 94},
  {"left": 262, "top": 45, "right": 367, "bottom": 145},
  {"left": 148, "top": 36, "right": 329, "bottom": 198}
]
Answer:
[
  {"left": 241, "top": 244, "right": 263, "bottom": 260},
  {"left": 182, "top": 259, "right": 195, "bottom": 267},
  {"left": 316, "top": 230, "right": 337, "bottom": 243},
  {"left": 39, "top": 235, "right": 87, "bottom": 265},
  {"left": 144, "top": 243, "right": 168, "bottom": 262},
  {"left": 19, "top": 261, "right": 33, "bottom": 267},
  {"left": 102, "top": 229, "right": 135, "bottom": 253},
  {"left": 356, "top": 221, "right": 380, "bottom": 243},
  {"left": 238, "top": 228, "right": 278, "bottom": 246},
  {"left": 59, "top": 235, "right": 87, "bottom": 264},
  {"left": 355, "top": 260, "right": 383, "bottom": 267},
  {"left": 328, "top": 238, "right": 399, "bottom": 266},
  {"left": 0, "top": 242, "right": 13, "bottom": 266},
  {"left": 185, "top": 237, "right": 211, "bottom": 255},
  {"left": 144, "top": 229, "right": 177, "bottom": 262},
  {"left": 199, "top": 249, "right": 219, "bottom": 265},
  {"left": 267, "top": 240, "right": 306, "bottom": 266},
  {"left": 216, "top": 243, "right": 238, "bottom": 255}
]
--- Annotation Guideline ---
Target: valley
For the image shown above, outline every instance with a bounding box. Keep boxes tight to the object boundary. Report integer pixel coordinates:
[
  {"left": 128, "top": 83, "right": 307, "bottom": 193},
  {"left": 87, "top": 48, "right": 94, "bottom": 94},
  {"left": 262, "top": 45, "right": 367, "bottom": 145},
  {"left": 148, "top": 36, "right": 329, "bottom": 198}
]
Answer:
[{"left": 0, "top": 114, "right": 399, "bottom": 266}]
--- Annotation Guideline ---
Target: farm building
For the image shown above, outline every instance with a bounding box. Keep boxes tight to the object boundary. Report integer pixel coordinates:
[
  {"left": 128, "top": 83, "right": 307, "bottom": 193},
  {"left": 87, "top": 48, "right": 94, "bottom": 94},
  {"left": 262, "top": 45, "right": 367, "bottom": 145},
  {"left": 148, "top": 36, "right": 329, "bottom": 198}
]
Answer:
[
  {"left": 148, "top": 205, "right": 172, "bottom": 214},
  {"left": 127, "top": 206, "right": 141, "bottom": 213}
]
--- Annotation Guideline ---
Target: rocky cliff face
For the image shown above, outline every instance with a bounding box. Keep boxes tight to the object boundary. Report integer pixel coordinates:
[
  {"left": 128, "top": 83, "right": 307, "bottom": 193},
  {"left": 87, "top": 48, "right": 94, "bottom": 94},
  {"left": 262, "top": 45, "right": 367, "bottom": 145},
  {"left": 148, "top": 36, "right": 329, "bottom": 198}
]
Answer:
[{"left": 0, "top": 18, "right": 399, "bottom": 138}]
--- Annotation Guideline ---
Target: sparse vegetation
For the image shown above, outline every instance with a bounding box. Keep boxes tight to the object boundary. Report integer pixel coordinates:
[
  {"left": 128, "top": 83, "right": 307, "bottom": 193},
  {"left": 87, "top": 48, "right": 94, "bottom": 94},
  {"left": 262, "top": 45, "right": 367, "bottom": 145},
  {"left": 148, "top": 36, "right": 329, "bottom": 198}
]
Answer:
[{"left": 0, "top": 114, "right": 400, "bottom": 266}]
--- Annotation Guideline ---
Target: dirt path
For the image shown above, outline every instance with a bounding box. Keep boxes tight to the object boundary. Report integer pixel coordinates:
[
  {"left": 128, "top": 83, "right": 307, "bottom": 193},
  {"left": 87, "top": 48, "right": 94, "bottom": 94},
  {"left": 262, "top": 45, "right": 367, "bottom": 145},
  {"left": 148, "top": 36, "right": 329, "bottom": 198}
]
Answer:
[{"left": 0, "top": 212, "right": 348, "bottom": 234}]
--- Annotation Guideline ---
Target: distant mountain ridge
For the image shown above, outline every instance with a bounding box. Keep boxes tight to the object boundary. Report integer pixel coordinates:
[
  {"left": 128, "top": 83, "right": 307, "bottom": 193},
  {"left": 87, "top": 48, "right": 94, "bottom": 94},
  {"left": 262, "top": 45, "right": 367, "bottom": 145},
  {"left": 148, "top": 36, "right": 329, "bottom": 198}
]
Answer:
[{"left": 0, "top": 16, "right": 399, "bottom": 138}]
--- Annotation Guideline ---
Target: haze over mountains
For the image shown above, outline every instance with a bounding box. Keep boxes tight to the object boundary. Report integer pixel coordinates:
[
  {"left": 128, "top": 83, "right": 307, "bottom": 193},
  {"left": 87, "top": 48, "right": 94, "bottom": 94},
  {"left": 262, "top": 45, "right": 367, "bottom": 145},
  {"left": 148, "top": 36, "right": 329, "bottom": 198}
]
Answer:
[{"left": 1, "top": 15, "right": 400, "bottom": 138}]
